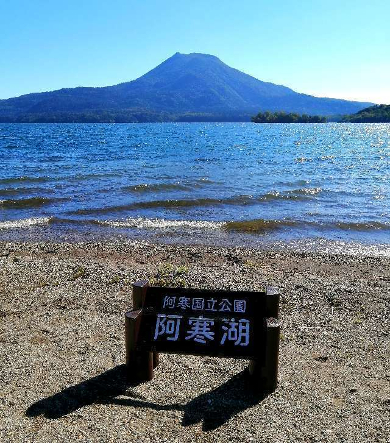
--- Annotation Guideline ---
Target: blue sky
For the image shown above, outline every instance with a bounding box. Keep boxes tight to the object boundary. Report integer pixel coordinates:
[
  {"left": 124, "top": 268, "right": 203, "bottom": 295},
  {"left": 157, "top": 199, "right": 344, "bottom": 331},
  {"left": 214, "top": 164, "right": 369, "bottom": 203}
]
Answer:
[{"left": 0, "top": 0, "right": 389, "bottom": 103}]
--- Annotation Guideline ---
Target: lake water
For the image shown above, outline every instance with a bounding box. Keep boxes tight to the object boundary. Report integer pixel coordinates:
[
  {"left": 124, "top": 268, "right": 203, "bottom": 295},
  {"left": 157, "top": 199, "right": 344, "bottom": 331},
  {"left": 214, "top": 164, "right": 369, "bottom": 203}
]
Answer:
[{"left": 0, "top": 122, "right": 389, "bottom": 255}]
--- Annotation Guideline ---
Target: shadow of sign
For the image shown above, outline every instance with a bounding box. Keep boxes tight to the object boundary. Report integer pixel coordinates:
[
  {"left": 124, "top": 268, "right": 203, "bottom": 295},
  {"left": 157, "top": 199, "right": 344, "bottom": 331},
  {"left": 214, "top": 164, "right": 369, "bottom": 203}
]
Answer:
[
  {"left": 26, "top": 365, "right": 131, "bottom": 420},
  {"left": 182, "top": 370, "right": 269, "bottom": 431},
  {"left": 26, "top": 365, "right": 269, "bottom": 431}
]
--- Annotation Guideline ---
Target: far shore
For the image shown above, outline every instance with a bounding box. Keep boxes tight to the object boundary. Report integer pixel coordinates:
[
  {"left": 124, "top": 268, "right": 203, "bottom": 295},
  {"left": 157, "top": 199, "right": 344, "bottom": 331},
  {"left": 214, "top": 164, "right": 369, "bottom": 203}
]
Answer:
[{"left": 0, "top": 240, "right": 389, "bottom": 442}]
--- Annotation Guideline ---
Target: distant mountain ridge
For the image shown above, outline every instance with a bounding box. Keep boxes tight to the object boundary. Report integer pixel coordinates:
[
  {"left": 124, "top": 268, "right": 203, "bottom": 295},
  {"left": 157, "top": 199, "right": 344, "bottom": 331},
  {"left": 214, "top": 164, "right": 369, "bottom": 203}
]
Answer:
[{"left": 0, "top": 52, "right": 373, "bottom": 122}]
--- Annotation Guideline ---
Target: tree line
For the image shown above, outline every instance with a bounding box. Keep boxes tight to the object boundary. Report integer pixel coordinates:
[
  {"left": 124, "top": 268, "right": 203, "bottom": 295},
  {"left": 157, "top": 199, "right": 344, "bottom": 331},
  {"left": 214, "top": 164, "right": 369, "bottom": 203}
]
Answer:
[
  {"left": 251, "top": 111, "right": 327, "bottom": 123},
  {"left": 341, "top": 104, "right": 390, "bottom": 123}
]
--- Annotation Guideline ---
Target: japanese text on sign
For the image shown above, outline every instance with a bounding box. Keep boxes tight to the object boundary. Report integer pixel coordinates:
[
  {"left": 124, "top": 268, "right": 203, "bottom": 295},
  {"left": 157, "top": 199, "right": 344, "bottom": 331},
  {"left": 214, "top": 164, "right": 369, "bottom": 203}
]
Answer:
[
  {"left": 162, "top": 295, "right": 247, "bottom": 313},
  {"left": 154, "top": 314, "right": 250, "bottom": 346}
]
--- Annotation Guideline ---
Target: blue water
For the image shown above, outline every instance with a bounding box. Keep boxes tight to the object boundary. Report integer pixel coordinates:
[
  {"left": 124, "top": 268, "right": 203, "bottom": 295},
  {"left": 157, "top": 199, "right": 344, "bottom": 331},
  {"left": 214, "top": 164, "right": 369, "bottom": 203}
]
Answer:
[{"left": 0, "top": 123, "right": 389, "bottom": 254}]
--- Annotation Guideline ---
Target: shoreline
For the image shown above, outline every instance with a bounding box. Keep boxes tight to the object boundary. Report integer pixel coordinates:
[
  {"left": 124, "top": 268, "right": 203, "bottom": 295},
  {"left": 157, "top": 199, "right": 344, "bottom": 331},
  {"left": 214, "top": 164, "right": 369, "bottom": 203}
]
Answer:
[
  {"left": 1, "top": 240, "right": 389, "bottom": 441},
  {"left": 1, "top": 223, "right": 390, "bottom": 258}
]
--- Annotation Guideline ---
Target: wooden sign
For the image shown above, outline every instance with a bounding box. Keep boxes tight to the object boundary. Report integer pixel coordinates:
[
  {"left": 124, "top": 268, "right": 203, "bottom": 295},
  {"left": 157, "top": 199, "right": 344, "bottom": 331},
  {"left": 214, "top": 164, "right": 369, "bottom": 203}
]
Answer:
[
  {"left": 138, "top": 287, "right": 266, "bottom": 360},
  {"left": 125, "top": 281, "right": 280, "bottom": 392}
]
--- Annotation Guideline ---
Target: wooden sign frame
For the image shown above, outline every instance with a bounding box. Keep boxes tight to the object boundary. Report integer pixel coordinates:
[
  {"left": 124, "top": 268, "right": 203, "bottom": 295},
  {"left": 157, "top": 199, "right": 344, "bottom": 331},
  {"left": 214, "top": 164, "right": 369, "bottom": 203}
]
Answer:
[{"left": 125, "top": 281, "right": 280, "bottom": 392}]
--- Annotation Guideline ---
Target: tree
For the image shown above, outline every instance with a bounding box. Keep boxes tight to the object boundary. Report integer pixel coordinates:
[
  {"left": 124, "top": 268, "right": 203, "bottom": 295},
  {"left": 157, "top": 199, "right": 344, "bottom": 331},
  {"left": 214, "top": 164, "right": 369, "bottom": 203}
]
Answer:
[{"left": 251, "top": 111, "right": 327, "bottom": 123}]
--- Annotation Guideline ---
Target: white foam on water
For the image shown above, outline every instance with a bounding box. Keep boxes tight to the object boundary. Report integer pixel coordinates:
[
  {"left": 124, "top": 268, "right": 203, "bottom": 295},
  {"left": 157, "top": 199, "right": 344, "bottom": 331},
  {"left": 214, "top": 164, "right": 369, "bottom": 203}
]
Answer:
[
  {"left": 0, "top": 217, "right": 52, "bottom": 230},
  {"left": 96, "top": 217, "right": 223, "bottom": 230}
]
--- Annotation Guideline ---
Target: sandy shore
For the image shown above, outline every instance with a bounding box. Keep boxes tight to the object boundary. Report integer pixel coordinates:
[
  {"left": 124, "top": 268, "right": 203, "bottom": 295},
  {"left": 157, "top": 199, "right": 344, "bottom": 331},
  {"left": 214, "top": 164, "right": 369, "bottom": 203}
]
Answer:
[{"left": 0, "top": 240, "right": 389, "bottom": 442}]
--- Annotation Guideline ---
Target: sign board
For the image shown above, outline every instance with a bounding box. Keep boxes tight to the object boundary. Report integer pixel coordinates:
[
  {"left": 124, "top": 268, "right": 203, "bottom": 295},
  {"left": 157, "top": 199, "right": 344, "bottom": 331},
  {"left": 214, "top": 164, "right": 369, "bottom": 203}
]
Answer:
[
  {"left": 137, "top": 287, "right": 266, "bottom": 360},
  {"left": 125, "top": 281, "right": 280, "bottom": 392}
]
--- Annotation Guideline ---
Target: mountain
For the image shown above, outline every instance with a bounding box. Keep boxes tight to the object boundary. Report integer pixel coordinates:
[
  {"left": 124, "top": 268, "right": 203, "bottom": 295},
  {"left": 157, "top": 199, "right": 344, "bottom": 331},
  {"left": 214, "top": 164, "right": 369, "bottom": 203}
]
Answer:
[
  {"left": 341, "top": 104, "right": 390, "bottom": 122},
  {"left": 0, "top": 52, "right": 373, "bottom": 122}
]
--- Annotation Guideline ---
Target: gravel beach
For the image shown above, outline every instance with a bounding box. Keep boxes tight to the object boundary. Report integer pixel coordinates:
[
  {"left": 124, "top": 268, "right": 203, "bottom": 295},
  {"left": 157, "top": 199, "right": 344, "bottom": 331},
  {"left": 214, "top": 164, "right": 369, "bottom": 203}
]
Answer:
[{"left": 0, "top": 240, "right": 389, "bottom": 442}]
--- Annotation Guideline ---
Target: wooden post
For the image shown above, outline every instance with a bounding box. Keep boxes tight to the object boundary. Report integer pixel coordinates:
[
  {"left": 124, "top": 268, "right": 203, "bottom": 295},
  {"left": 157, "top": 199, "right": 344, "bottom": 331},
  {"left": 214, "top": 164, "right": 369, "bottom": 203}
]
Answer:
[
  {"left": 125, "top": 310, "right": 154, "bottom": 381},
  {"left": 132, "top": 280, "right": 159, "bottom": 368},
  {"left": 248, "top": 286, "right": 280, "bottom": 392},
  {"left": 132, "top": 280, "right": 149, "bottom": 310},
  {"left": 248, "top": 317, "right": 280, "bottom": 392},
  {"left": 265, "top": 286, "right": 280, "bottom": 318}
]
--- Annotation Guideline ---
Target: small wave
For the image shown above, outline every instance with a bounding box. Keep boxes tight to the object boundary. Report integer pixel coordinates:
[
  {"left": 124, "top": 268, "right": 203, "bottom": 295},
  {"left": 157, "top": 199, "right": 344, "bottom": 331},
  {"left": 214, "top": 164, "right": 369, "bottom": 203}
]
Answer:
[
  {"left": 336, "top": 222, "right": 390, "bottom": 231},
  {"left": 48, "top": 217, "right": 90, "bottom": 226},
  {"left": 224, "top": 219, "right": 299, "bottom": 233},
  {"left": 294, "top": 157, "right": 313, "bottom": 163},
  {"left": 0, "top": 187, "right": 52, "bottom": 197},
  {"left": 259, "top": 192, "right": 287, "bottom": 202},
  {"left": 260, "top": 188, "right": 321, "bottom": 201},
  {"left": 71, "top": 188, "right": 321, "bottom": 215},
  {"left": 278, "top": 179, "right": 311, "bottom": 187},
  {"left": 0, "top": 197, "right": 66, "bottom": 209},
  {"left": 225, "top": 219, "right": 390, "bottom": 234},
  {"left": 71, "top": 195, "right": 257, "bottom": 215},
  {"left": 68, "top": 172, "right": 123, "bottom": 182},
  {"left": 195, "top": 178, "right": 216, "bottom": 184},
  {"left": 95, "top": 217, "right": 223, "bottom": 230},
  {"left": 0, "top": 217, "right": 52, "bottom": 230},
  {"left": 260, "top": 192, "right": 303, "bottom": 202},
  {"left": 123, "top": 183, "right": 190, "bottom": 193},
  {"left": 289, "top": 187, "right": 322, "bottom": 196},
  {"left": 0, "top": 176, "right": 50, "bottom": 185},
  {"left": 44, "top": 155, "right": 65, "bottom": 162},
  {"left": 195, "top": 157, "right": 219, "bottom": 163}
]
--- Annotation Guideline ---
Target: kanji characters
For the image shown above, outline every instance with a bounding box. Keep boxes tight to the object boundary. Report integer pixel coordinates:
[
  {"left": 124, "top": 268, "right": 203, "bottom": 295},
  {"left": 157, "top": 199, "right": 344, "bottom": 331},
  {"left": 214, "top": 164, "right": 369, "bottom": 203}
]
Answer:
[
  {"left": 177, "top": 296, "right": 191, "bottom": 310},
  {"left": 154, "top": 313, "right": 251, "bottom": 347},
  {"left": 192, "top": 298, "right": 205, "bottom": 310},
  {"left": 219, "top": 298, "right": 232, "bottom": 312},
  {"left": 205, "top": 298, "right": 217, "bottom": 311},
  {"left": 161, "top": 295, "right": 247, "bottom": 314},
  {"left": 220, "top": 318, "right": 250, "bottom": 346},
  {"left": 162, "top": 296, "right": 176, "bottom": 309},
  {"left": 154, "top": 314, "right": 182, "bottom": 341},
  {"left": 234, "top": 299, "right": 247, "bottom": 313},
  {"left": 185, "top": 317, "right": 215, "bottom": 344}
]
